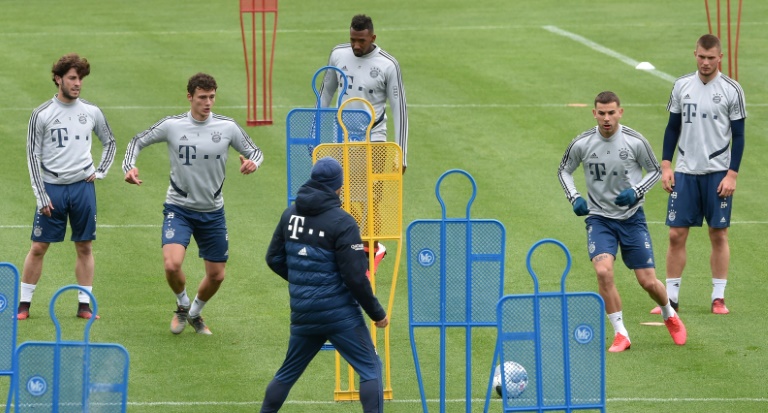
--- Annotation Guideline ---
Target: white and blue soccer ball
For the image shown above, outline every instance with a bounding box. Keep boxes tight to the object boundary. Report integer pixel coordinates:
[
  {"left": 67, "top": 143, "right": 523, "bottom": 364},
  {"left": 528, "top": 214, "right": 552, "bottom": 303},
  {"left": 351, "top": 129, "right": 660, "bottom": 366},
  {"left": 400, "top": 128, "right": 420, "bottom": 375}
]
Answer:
[{"left": 492, "top": 361, "right": 528, "bottom": 399}]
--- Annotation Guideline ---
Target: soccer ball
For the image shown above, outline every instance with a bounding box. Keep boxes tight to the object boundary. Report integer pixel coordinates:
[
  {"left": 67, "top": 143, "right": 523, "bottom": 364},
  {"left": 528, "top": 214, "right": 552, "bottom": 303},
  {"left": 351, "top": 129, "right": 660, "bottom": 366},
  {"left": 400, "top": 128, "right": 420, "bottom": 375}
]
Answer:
[{"left": 492, "top": 361, "right": 528, "bottom": 399}]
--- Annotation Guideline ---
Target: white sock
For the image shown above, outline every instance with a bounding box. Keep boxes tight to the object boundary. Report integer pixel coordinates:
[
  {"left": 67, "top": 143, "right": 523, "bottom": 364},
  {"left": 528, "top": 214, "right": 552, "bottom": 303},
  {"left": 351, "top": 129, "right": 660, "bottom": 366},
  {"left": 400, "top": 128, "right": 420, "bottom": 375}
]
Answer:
[
  {"left": 607, "top": 311, "right": 629, "bottom": 338},
  {"left": 176, "top": 289, "right": 190, "bottom": 307},
  {"left": 660, "top": 302, "right": 676, "bottom": 320},
  {"left": 666, "top": 278, "right": 682, "bottom": 302},
  {"left": 77, "top": 286, "right": 93, "bottom": 304},
  {"left": 712, "top": 278, "right": 727, "bottom": 301},
  {"left": 189, "top": 296, "right": 207, "bottom": 318},
  {"left": 20, "top": 282, "right": 37, "bottom": 303}
]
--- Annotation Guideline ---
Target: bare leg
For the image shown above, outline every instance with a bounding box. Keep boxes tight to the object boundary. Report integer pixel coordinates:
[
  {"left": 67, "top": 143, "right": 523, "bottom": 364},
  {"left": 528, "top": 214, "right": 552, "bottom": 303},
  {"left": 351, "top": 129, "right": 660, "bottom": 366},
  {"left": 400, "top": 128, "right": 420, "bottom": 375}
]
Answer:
[
  {"left": 22, "top": 241, "right": 50, "bottom": 285},
  {"left": 634, "top": 268, "right": 669, "bottom": 306},
  {"left": 74, "top": 241, "right": 94, "bottom": 286},
  {"left": 198, "top": 260, "right": 226, "bottom": 302},
  {"left": 709, "top": 227, "right": 729, "bottom": 280},
  {"left": 163, "top": 244, "right": 188, "bottom": 294},
  {"left": 666, "top": 227, "right": 690, "bottom": 279},
  {"left": 593, "top": 253, "right": 621, "bottom": 314}
]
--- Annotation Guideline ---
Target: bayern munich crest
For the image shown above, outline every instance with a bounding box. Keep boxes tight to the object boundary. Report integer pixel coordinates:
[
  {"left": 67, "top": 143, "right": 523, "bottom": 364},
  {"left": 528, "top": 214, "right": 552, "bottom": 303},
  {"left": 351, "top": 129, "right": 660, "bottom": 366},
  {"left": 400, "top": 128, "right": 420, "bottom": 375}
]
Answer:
[
  {"left": 78, "top": 114, "right": 87, "bottom": 124},
  {"left": 211, "top": 131, "right": 222, "bottom": 143},
  {"left": 369, "top": 67, "right": 380, "bottom": 78},
  {"left": 668, "top": 209, "right": 676, "bottom": 221},
  {"left": 33, "top": 226, "right": 42, "bottom": 237},
  {"left": 165, "top": 228, "right": 175, "bottom": 239},
  {"left": 619, "top": 149, "right": 629, "bottom": 160}
]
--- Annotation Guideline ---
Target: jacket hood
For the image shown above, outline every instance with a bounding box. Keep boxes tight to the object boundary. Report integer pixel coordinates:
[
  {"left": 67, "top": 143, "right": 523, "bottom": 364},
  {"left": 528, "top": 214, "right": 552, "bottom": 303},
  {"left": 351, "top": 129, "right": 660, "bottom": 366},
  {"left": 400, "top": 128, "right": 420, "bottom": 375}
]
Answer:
[{"left": 295, "top": 180, "right": 341, "bottom": 216}]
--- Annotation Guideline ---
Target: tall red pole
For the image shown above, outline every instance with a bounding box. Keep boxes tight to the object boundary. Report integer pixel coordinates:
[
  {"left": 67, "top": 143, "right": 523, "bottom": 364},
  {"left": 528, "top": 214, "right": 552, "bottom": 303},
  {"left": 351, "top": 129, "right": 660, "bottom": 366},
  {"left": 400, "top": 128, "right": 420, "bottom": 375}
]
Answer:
[{"left": 240, "top": 0, "right": 278, "bottom": 126}]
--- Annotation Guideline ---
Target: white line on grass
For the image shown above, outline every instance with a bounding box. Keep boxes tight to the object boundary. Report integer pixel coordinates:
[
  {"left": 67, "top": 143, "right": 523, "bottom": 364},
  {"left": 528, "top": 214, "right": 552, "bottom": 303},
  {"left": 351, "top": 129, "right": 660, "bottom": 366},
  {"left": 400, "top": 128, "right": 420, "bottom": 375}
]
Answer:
[
  {"left": 0, "top": 224, "right": 161, "bottom": 229},
  {"left": 3, "top": 103, "right": 768, "bottom": 112},
  {"left": 109, "top": 396, "right": 768, "bottom": 407},
  {"left": 3, "top": 221, "right": 768, "bottom": 230},
  {"left": 3, "top": 397, "right": 767, "bottom": 409},
  {"left": 1, "top": 20, "right": 767, "bottom": 38},
  {"left": 542, "top": 25, "right": 678, "bottom": 83}
]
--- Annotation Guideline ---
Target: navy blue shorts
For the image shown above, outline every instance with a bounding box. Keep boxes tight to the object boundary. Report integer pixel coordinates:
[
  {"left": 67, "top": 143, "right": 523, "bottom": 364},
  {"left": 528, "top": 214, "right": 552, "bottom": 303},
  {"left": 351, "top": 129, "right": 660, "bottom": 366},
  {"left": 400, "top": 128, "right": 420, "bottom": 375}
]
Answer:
[
  {"left": 665, "top": 171, "right": 732, "bottom": 228},
  {"left": 585, "top": 208, "right": 655, "bottom": 269},
  {"left": 31, "top": 181, "right": 97, "bottom": 243},
  {"left": 161, "top": 203, "right": 229, "bottom": 262}
]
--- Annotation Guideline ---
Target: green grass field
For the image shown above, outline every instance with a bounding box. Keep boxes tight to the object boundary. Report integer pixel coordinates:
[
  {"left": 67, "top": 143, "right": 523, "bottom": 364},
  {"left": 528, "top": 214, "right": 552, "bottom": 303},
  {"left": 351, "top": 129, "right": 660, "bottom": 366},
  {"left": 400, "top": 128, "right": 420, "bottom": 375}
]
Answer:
[{"left": 1, "top": 0, "right": 767, "bottom": 412}]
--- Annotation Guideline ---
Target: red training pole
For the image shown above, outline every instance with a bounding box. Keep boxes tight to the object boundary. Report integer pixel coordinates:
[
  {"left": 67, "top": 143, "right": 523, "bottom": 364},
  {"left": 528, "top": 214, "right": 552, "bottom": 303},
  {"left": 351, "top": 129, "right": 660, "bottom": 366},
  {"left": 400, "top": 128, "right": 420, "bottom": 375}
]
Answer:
[
  {"left": 717, "top": 0, "right": 722, "bottom": 72},
  {"left": 734, "top": 0, "right": 742, "bottom": 80},
  {"left": 239, "top": 0, "right": 278, "bottom": 126},
  {"left": 726, "top": 0, "right": 733, "bottom": 78}
]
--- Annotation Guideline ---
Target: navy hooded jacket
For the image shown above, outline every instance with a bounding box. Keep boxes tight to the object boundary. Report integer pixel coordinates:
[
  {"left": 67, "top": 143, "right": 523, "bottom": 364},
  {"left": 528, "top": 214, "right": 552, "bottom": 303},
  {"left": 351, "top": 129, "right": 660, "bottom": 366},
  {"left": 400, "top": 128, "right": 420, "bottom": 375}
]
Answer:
[{"left": 265, "top": 179, "right": 387, "bottom": 335}]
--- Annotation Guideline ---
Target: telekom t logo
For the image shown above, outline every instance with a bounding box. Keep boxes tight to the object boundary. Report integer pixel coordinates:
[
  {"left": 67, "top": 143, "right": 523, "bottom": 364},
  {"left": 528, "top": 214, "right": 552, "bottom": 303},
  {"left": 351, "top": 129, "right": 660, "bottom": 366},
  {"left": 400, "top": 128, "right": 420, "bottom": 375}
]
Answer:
[
  {"left": 588, "top": 163, "right": 607, "bottom": 181},
  {"left": 682, "top": 103, "right": 697, "bottom": 123},
  {"left": 50, "top": 128, "right": 68, "bottom": 147},
  {"left": 288, "top": 215, "right": 305, "bottom": 239},
  {"left": 178, "top": 145, "right": 197, "bottom": 165}
]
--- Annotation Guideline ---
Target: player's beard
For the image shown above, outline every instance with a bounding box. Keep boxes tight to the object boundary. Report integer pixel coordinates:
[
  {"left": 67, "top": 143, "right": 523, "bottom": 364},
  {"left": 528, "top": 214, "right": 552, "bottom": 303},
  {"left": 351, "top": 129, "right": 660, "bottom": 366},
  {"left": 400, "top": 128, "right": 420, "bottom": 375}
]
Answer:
[{"left": 61, "top": 88, "right": 80, "bottom": 101}]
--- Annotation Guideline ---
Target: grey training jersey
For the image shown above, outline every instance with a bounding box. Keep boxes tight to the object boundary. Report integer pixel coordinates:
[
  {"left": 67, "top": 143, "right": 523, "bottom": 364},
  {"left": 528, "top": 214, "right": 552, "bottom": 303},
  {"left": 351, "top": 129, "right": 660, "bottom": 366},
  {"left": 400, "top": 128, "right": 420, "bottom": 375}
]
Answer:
[
  {"left": 558, "top": 125, "right": 661, "bottom": 220},
  {"left": 27, "top": 95, "right": 117, "bottom": 210},
  {"left": 319, "top": 43, "right": 408, "bottom": 166},
  {"left": 123, "top": 111, "right": 263, "bottom": 212},
  {"left": 667, "top": 71, "right": 747, "bottom": 174}
]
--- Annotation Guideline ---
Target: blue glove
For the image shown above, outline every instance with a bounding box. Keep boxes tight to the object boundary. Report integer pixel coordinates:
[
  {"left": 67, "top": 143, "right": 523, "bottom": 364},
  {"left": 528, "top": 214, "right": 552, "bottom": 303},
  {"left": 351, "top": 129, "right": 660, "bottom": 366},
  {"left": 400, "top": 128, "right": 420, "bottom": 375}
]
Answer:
[
  {"left": 615, "top": 188, "right": 637, "bottom": 206},
  {"left": 572, "top": 197, "right": 589, "bottom": 216}
]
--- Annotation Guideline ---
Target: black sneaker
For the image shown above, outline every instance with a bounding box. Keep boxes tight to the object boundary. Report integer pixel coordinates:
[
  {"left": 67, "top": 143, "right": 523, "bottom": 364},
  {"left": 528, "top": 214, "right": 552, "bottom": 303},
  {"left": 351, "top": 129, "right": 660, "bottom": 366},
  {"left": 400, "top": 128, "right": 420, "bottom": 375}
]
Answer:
[
  {"left": 17, "top": 301, "right": 31, "bottom": 320},
  {"left": 188, "top": 315, "right": 212, "bottom": 335},
  {"left": 77, "top": 303, "right": 100, "bottom": 319}
]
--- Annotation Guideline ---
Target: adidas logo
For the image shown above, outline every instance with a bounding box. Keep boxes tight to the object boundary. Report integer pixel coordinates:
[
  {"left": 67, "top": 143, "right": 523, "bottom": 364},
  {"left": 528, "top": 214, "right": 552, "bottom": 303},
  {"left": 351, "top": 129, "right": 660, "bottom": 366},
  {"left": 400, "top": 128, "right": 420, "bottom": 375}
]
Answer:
[
  {"left": 720, "top": 217, "right": 727, "bottom": 223},
  {"left": 590, "top": 153, "right": 598, "bottom": 158},
  {"left": 341, "top": 65, "right": 347, "bottom": 70},
  {"left": 180, "top": 135, "right": 188, "bottom": 141},
  {"left": 684, "top": 94, "right": 691, "bottom": 99},
  {"left": 298, "top": 247, "right": 307, "bottom": 256},
  {"left": 53, "top": 119, "right": 61, "bottom": 124}
]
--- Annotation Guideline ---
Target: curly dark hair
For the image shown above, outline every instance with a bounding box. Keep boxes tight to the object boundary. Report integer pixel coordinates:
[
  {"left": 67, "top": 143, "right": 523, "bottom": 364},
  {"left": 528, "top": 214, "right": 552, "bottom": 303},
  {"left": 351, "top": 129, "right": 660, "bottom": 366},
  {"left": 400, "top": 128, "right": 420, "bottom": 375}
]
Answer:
[
  {"left": 350, "top": 14, "right": 374, "bottom": 33},
  {"left": 187, "top": 72, "right": 218, "bottom": 95},
  {"left": 51, "top": 53, "right": 90, "bottom": 86}
]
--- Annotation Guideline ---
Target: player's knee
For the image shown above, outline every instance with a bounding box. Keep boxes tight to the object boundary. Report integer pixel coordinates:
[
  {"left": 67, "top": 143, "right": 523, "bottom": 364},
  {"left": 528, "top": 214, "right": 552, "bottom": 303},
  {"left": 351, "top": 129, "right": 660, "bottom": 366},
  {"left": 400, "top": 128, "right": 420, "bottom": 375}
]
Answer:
[
  {"left": 207, "top": 274, "right": 225, "bottom": 284},
  {"left": 636, "top": 276, "right": 656, "bottom": 292},
  {"left": 594, "top": 269, "right": 614, "bottom": 286},
  {"left": 668, "top": 228, "right": 688, "bottom": 246},
  {"left": 205, "top": 269, "right": 226, "bottom": 283},
  {"left": 28, "top": 242, "right": 50, "bottom": 257},
  {"left": 163, "top": 259, "right": 183, "bottom": 276},
  {"left": 708, "top": 228, "right": 728, "bottom": 245},
  {"left": 74, "top": 241, "right": 93, "bottom": 257}
]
